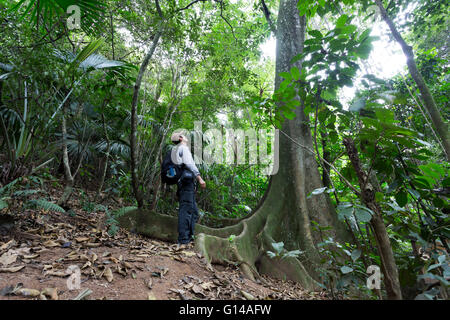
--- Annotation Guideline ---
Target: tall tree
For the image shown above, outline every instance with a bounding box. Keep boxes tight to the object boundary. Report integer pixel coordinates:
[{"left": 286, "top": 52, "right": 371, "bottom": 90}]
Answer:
[
  {"left": 121, "top": 0, "right": 350, "bottom": 290},
  {"left": 375, "top": 0, "right": 450, "bottom": 161}
]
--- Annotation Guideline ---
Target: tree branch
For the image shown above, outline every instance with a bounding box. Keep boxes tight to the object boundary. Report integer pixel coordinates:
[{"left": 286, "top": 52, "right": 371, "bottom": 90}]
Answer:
[{"left": 260, "top": 0, "right": 276, "bottom": 35}]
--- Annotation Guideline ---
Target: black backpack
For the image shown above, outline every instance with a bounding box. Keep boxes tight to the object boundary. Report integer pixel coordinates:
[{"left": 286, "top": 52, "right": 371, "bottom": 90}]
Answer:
[{"left": 161, "top": 148, "right": 183, "bottom": 185}]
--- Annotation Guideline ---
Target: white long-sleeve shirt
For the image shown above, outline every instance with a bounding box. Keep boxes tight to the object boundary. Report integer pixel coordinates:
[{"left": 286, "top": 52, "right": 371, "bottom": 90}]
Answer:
[{"left": 171, "top": 144, "right": 200, "bottom": 177}]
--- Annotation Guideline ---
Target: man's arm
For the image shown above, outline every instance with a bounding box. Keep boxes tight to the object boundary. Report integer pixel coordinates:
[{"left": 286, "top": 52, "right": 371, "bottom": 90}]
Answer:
[{"left": 180, "top": 145, "right": 206, "bottom": 188}]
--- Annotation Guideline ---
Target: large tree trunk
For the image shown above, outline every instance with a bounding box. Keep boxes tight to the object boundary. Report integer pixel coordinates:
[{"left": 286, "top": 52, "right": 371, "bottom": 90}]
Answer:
[{"left": 119, "top": 0, "right": 350, "bottom": 290}]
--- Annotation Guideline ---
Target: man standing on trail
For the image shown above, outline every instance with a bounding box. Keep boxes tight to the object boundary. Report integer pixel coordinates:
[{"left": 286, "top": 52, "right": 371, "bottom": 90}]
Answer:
[{"left": 170, "top": 132, "right": 206, "bottom": 249}]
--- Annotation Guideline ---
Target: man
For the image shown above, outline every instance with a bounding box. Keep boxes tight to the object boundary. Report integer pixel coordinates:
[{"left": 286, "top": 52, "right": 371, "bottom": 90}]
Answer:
[{"left": 170, "top": 132, "right": 206, "bottom": 249}]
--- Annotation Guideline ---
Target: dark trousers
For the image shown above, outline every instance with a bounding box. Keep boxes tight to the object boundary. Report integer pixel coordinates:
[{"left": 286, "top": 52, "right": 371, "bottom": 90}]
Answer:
[{"left": 177, "top": 177, "right": 199, "bottom": 244}]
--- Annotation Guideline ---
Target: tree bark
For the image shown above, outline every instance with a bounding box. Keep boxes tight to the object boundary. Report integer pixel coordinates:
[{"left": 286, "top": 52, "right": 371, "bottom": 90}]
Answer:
[
  {"left": 375, "top": 0, "right": 450, "bottom": 160},
  {"left": 343, "top": 137, "right": 402, "bottom": 300},
  {"left": 58, "top": 100, "right": 74, "bottom": 206}
]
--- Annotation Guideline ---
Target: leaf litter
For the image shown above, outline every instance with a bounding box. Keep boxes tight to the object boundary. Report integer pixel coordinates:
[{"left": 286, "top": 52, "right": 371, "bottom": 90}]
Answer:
[{"left": 0, "top": 187, "right": 332, "bottom": 300}]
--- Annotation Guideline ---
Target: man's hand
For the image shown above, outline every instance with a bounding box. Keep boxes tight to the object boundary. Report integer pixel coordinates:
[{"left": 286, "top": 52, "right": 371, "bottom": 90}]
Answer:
[{"left": 197, "top": 175, "right": 206, "bottom": 189}]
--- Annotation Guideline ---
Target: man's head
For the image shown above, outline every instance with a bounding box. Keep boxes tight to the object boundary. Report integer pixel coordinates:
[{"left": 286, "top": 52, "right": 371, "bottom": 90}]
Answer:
[{"left": 171, "top": 131, "right": 188, "bottom": 145}]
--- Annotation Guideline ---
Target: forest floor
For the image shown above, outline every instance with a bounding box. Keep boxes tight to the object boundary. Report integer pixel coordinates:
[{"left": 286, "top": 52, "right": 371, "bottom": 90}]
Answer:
[{"left": 0, "top": 183, "right": 333, "bottom": 300}]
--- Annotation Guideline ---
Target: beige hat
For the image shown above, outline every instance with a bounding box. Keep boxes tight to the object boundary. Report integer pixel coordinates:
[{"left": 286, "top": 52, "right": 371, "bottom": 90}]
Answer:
[{"left": 170, "top": 131, "right": 183, "bottom": 143}]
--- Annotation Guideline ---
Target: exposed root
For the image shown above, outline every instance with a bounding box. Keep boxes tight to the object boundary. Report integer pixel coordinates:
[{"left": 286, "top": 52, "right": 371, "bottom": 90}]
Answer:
[{"left": 118, "top": 198, "right": 321, "bottom": 291}]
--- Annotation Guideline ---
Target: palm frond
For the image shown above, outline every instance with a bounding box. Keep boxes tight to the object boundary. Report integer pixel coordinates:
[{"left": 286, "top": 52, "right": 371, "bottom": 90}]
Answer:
[
  {"left": 9, "top": 0, "right": 106, "bottom": 35},
  {"left": 69, "top": 39, "right": 104, "bottom": 72},
  {"left": 79, "top": 54, "right": 124, "bottom": 70},
  {"left": 0, "top": 63, "right": 14, "bottom": 72}
]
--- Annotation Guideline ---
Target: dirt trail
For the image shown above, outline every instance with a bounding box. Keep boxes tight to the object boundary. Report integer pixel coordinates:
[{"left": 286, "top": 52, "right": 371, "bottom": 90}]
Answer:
[{"left": 0, "top": 189, "right": 329, "bottom": 300}]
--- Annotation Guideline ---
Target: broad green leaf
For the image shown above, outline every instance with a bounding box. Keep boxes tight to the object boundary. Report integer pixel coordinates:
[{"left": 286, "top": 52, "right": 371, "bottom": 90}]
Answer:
[
  {"left": 290, "top": 67, "right": 301, "bottom": 81},
  {"left": 279, "top": 72, "right": 292, "bottom": 81},
  {"left": 340, "top": 265, "right": 353, "bottom": 274},
  {"left": 354, "top": 207, "right": 373, "bottom": 222},
  {"left": 308, "top": 187, "right": 327, "bottom": 198},
  {"left": 272, "top": 242, "right": 285, "bottom": 254},
  {"left": 395, "top": 191, "right": 408, "bottom": 207},
  {"left": 375, "top": 192, "right": 384, "bottom": 202},
  {"left": 407, "top": 188, "right": 421, "bottom": 200},
  {"left": 351, "top": 249, "right": 361, "bottom": 262},
  {"left": 308, "top": 30, "right": 323, "bottom": 39},
  {"left": 321, "top": 90, "right": 336, "bottom": 100},
  {"left": 359, "top": 28, "right": 372, "bottom": 41},
  {"left": 336, "top": 15, "right": 348, "bottom": 28},
  {"left": 375, "top": 108, "right": 395, "bottom": 123},
  {"left": 354, "top": 43, "right": 372, "bottom": 59},
  {"left": 283, "top": 110, "right": 297, "bottom": 120},
  {"left": 336, "top": 203, "right": 354, "bottom": 221}
]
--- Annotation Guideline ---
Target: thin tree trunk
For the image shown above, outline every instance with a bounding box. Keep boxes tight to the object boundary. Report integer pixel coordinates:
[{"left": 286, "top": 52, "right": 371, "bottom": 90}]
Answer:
[
  {"left": 375, "top": 0, "right": 450, "bottom": 160},
  {"left": 58, "top": 100, "right": 74, "bottom": 206},
  {"left": 343, "top": 137, "right": 402, "bottom": 300},
  {"left": 130, "top": 29, "right": 162, "bottom": 208},
  {"left": 97, "top": 112, "right": 111, "bottom": 198}
]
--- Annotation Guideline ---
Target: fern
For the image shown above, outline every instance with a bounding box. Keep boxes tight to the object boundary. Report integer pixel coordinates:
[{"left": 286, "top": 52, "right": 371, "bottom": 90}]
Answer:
[
  {"left": 112, "top": 206, "right": 137, "bottom": 218},
  {"left": 93, "top": 204, "right": 108, "bottom": 212},
  {"left": 28, "top": 199, "right": 65, "bottom": 213},
  {"left": 0, "top": 178, "right": 19, "bottom": 197},
  {"left": 0, "top": 199, "right": 8, "bottom": 210},
  {"left": 13, "top": 189, "right": 40, "bottom": 197}
]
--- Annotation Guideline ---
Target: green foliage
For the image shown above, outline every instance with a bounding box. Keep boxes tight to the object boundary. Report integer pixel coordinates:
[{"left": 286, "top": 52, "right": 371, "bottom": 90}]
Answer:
[
  {"left": 28, "top": 199, "right": 65, "bottom": 213},
  {"left": 266, "top": 242, "right": 304, "bottom": 260}
]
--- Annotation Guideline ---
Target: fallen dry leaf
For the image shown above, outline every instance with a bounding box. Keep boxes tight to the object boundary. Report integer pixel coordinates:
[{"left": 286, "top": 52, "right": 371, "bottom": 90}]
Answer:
[
  {"left": 146, "top": 278, "right": 153, "bottom": 289},
  {"left": 41, "top": 287, "right": 58, "bottom": 300},
  {"left": 160, "top": 267, "right": 169, "bottom": 277},
  {"left": 0, "top": 265, "right": 25, "bottom": 273},
  {"left": 90, "top": 253, "right": 98, "bottom": 263},
  {"left": 200, "top": 281, "right": 215, "bottom": 291},
  {"left": 192, "top": 284, "right": 203, "bottom": 295},
  {"left": 16, "top": 288, "right": 40, "bottom": 297},
  {"left": 116, "top": 265, "right": 127, "bottom": 277},
  {"left": 43, "top": 240, "right": 59, "bottom": 247},
  {"left": 0, "top": 251, "right": 18, "bottom": 266},
  {"left": 182, "top": 251, "right": 196, "bottom": 257},
  {"left": 0, "top": 240, "right": 16, "bottom": 251},
  {"left": 159, "top": 251, "right": 172, "bottom": 257},
  {"left": 104, "top": 267, "right": 113, "bottom": 282},
  {"left": 241, "top": 290, "right": 255, "bottom": 300},
  {"left": 44, "top": 270, "right": 69, "bottom": 277},
  {"left": 23, "top": 254, "right": 39, "bottom": 259},
  {"left": 147, "top": 292, "right": 157, "bottom": 300},
  {"left": 9, "top": 247, "right": 31, "bottom": 256}
]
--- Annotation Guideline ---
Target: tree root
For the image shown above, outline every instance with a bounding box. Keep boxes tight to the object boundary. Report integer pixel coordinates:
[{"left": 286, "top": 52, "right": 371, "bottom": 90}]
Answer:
[{"left": 118, "top": 208, "right": 320, "bottom": 291}]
